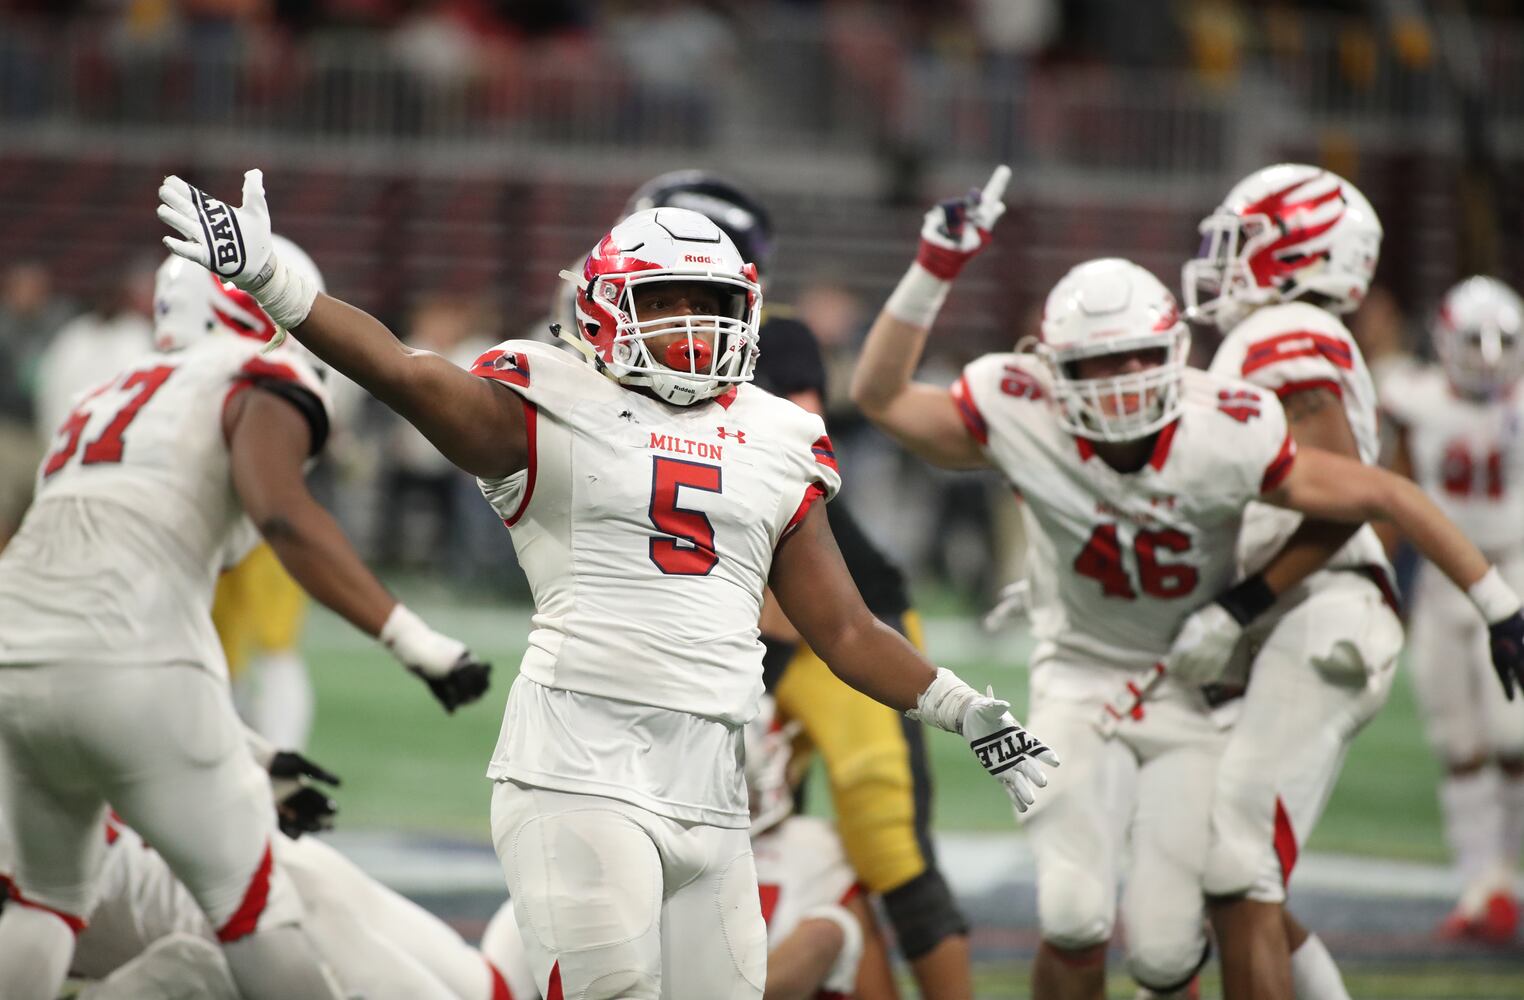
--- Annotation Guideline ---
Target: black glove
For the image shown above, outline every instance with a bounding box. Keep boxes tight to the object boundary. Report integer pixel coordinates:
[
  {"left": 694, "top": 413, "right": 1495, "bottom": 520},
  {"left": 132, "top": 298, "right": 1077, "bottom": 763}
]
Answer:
[
  {"left": 268, "top": 751, "right": 341, "bottom": 839},
  {"left": 410, "top": 654, "right": 492, "bottom": 714},
  {"left": 1488, "top": 612, "right": 1524, "bottom": 700}
]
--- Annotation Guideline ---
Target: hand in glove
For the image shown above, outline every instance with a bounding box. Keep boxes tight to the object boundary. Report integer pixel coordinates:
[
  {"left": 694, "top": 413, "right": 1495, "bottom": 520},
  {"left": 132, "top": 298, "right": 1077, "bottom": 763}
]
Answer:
[
  {"left": 380, "top": 604, "right": 492, "bottom": 713},
  {"left": 267, "top": 751, "right": 341, "bottom": 839},
  {"left": 915, "top": 165, "right": 1010, "bottom": 281},
  {"left": 910, "top": 668, "right": 1059, "bottom": 812},
  {"left": 157, "top": 168, "right": 319, "bottom": 332}
]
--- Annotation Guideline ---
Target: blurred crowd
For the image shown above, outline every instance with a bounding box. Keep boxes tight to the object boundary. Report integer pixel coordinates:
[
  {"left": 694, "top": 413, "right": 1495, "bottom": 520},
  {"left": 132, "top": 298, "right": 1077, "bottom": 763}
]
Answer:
[{"left": 3, "top": 0, "right": 1518, "bottom": 93}]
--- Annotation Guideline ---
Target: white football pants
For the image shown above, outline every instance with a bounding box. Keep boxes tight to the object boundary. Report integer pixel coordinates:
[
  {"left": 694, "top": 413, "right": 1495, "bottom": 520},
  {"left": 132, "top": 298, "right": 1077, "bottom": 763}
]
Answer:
[
  {"left": 1020, "top": 666, "right": 1224, "bottom": 990},
  {"left": 491, "top": 780, "right": 766, "bottom": 1000},
  {"left": 1207, "top": 570, "right": 1401, "bottom": 903},
  {"left": 0, "top": 661, "right": 338, "bottom": 1000}
]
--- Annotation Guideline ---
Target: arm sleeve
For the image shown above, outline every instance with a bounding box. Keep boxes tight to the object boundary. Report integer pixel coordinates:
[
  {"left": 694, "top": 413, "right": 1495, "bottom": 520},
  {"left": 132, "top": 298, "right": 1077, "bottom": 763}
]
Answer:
[
  {"left": 1251, "top": 393, "right": 1297, "bottom": 496},
  {"left": 230, "top": 355, "right": 332, "bottom": 456},
  {"left": 777, "top": 413, "right": 844, "bottom": 545},
  {"left": 468, "top": 341, "right": 543, "bottom": 525},
  {"left": 1235, "top": 329, "right": 1356, "bottom": 400}
]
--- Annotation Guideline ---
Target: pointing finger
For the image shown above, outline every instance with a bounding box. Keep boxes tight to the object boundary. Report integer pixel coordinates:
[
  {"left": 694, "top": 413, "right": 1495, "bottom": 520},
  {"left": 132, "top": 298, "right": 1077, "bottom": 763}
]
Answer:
[{"left": 981, "top": 164, "right": 1011, "bottom": 207}]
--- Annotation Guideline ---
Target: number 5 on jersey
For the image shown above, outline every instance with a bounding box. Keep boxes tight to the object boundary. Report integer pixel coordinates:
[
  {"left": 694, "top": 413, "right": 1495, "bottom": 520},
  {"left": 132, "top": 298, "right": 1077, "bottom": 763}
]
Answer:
[
  {"left": 1074, "top": 522, "right": 1198, "bottom": 601},
  {"left": 42, "top": 366, "right": 176, "bottom": 477},
  {"left": 649, "top": 456, "right": 722, "bottom": 575}
]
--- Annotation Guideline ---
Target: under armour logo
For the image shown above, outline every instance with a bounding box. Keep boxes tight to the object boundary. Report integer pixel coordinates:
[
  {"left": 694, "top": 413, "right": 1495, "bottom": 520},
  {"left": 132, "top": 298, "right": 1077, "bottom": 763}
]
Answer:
[{"left": 716, "top": 427, "right": 746, "bottom": 443}]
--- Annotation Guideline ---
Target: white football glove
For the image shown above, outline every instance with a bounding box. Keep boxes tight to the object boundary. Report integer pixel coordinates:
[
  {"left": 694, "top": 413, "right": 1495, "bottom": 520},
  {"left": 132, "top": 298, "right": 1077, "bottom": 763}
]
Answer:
[
  {"left": 915, "top": 164, "right": 1010, "bottom": 280},
  {"left": 983, "top": 578, "right": 1032, "bottom": 632},
  {"left": 380, "top": 604, "right": 492, "bottom": 714},
  {"left": 157, "top": 169, "right": 319, "bottom": 332},
  {"left": 909, "top": 668, "right": 1059, "bottom": 812},
  {"left": 1164, "top": 602, "right": 1243, "bottom": 687}
]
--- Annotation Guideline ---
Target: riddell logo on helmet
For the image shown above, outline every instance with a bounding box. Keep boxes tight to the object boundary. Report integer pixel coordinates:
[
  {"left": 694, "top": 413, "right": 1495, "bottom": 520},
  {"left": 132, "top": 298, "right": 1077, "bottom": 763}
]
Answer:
[{"left": 683, "top": 255, "right": 716, "bottom": 264}]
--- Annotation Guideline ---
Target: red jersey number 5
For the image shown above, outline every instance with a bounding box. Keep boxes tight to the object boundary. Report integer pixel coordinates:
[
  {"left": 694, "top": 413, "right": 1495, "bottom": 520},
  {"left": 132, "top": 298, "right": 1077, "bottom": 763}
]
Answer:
[{"left": 649, "top": 456, "right": 722, "bottom": 575}]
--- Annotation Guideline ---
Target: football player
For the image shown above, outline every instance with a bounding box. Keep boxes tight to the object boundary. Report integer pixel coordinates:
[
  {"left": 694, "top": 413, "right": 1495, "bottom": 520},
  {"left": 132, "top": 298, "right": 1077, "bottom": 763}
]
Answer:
[
  {"left": 850, "top": 166, "right": 1524, "bottom": 1000},
  {"left": 624, "top": 171, "right": 974, "bottom": 998},
  {"left": 0, "top": 241, "right": 491, "bottom": 1000},
  {"left": 0, "top": 809, "right": 518, "bottom": 1000},
  {"left": 480, "top": 695, "right": 903, "bottom": 1000},
  {"left": 156, "top": 170, "right": 1058, "bottom": 1000},
  {"left": 1380, "top": 276, "right": 1524, "bottom": 943},
  {"left": 1159, "top": 163, "right": 1398, "bottom": 1000}
]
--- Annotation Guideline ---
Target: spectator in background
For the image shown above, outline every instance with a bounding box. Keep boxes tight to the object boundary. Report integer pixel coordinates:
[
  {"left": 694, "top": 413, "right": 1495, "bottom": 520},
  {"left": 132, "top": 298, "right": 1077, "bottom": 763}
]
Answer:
[
  {"left": 0, "top": 261, "right": 71, "bottom": 547},
  {"left": 32, "top": 261, "right": 153, "bottom": 451},
  {"left": 375, "top": 295, "right": 495, "bottom": 576}
]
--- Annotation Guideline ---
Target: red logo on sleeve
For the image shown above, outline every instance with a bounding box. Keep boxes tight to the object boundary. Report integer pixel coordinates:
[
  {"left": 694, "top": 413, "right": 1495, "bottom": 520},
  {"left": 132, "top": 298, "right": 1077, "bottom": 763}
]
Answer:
[{"left": 1216, "top": 389, "right": 1262, "bottom": 423}]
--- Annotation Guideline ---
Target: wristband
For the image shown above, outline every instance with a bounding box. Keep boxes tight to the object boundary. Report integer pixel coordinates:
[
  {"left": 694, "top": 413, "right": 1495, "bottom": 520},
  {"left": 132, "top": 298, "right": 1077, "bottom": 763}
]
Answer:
[
  {"left": 248, "top": 251, "right": 319, "bottom": 331},
  {"left": 1468, "top": 567, "right": 1522, "bottom": 624},
  {"left": 884, "top": 263, "right": 952, "bottom": 330},
  {"left": 907, "top": 667, "right": 980, "bottom": 735},
  {"left": 1215, "top": 573, "right": 1277, "bottom": 626}
]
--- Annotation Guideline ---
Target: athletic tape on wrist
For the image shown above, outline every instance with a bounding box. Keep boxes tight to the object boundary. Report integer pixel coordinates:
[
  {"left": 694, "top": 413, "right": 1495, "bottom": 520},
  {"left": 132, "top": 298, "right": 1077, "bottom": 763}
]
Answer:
[
  {"left": 884, "top": 263, "right": 952, "bottom": 329},
  {"left": 908, "top": 667, "right": 979, "bottom": 734},
  {"left": 1469, "top": 567, "right": 1522, "bottom": 624},
  {"left": 251, "top": 253, "right": 318, "bottom": 331}
]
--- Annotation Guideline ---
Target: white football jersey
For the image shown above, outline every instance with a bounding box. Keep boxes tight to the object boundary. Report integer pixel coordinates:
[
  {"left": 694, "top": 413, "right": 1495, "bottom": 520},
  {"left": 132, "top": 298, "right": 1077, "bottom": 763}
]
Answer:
[
  {"left": 1382, "top": 364, "right": 1524, "bottom": 556},
  {"left": 0, "top": 336, "right": 330, "bottom": 674},
  {"left": 953, "top": 356, "right": 1294, "bottom": 684},
  {"left": 472, "top": 340, "right": 841, "bottom": 825},
  {"left": 1210, "top": 302, "right": 1391, "bottom": 578},
  {"left": 752, "top": 815, "right": 860, "bottom": 947}
]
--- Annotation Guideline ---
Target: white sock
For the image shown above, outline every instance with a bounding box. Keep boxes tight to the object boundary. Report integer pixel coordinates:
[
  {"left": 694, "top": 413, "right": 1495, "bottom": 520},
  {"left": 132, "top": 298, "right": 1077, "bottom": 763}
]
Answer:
[
  {"left": 0, "top": 904, "right": 76, "bottom": 1000},
  {"left": 1290, "top": 932, "right": 1350, "bottom": 1000},
  {"left": 1501, "top": 771, "right": 1524, "bottom": 882},
  {"left": 1441, "top": 769, "right": 1505, "bottom": 908},
  {"left": 247, "top": 652, "right": 314, "bottom": 751}
]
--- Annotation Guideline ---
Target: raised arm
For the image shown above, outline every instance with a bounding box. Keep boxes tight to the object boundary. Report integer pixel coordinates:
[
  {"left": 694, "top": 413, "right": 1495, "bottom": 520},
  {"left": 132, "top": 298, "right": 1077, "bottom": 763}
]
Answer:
[
  {"left": 849, "top": 168, "right": 1013, "bottom": 471},
  {"left": 159, "top": 169, "right": 526, "bottom": 478},
  {"left": 769, "top": 502, "right": 1058, "bottom": 808}
]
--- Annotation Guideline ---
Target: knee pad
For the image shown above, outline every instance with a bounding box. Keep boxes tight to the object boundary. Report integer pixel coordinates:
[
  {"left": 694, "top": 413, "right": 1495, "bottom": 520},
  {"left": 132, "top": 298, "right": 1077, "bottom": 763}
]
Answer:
[
  {"left": 1129, "top": 935, "right": 1211, "bottom": 994},
  {"left": 1036, "top": 870, "right": 1113, "bottom": 950},
  {"left": 882, "top": 869, "right": 969, "bottom": 960}
]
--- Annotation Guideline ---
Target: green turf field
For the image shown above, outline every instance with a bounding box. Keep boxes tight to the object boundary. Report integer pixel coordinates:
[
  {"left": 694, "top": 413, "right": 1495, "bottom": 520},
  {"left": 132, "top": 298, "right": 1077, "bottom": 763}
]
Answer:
[{"left": 302, "top": 587, "right": 1447, "bottom": 861}]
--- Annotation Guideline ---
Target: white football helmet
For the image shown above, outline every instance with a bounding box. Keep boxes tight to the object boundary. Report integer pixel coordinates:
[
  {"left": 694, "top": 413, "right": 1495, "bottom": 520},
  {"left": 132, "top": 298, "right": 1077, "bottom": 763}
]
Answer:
[
  {"left": 1184, "top": 163, "right": 1382, "bottom": 329},
  {"left": 559, "top": 207, "right": 762, "bottom": 406},
  {"left": 1038, "top": 258, "right": 1190, "bottom": 443},
  {"left": 154, "top": 234, "right": 326, "bottom": 352},
  {"left": 1434, "top": 276, "right": 1524, "bottom": 398},
  {"left": 743, "top": 695, "right": 800, "bottom": 835}
]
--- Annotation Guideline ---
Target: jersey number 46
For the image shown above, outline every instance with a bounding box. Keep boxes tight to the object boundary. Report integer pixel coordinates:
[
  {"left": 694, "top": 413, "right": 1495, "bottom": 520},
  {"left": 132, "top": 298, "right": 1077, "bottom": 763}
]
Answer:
[{"left": 1073, "top": 522, "right": 1198, "bottom": 601}]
